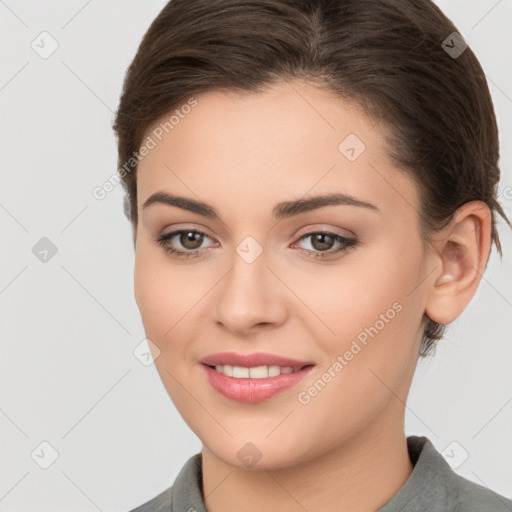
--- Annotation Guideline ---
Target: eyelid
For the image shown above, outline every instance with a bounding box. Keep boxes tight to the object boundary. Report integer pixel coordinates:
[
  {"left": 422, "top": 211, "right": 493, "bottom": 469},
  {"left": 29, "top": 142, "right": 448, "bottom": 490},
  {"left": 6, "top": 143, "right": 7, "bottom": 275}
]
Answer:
[
  {"left": 159, "top": 223, "right": 216, "bottom": 239},
  {"left": 293, "top": 224, "right": 355, "bottom": 240},
  {"left": 158, "top": 223, "right": 353, "bottom": 245},
  {"left": 155, "top": 224, "right": 358, "bottom": 262}
]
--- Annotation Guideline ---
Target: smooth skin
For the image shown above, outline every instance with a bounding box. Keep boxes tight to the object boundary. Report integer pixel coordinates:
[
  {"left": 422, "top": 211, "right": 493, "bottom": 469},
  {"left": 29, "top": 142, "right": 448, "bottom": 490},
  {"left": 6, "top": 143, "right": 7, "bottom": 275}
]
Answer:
[{"left": 133, "top": 79, "right": 491, "bottom": 512}]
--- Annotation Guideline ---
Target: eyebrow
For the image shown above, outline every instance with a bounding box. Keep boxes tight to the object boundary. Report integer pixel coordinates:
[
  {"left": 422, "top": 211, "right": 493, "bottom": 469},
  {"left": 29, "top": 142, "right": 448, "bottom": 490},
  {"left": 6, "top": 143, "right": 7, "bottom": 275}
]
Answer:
[{"left": 142, "top": 191, "right": 380, "bottom": 221}]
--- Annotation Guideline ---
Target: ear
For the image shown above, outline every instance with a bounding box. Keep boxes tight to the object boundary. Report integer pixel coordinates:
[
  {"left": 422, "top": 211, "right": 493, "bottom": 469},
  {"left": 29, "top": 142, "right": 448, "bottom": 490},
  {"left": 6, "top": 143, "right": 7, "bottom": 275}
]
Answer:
[{"left": 424, "top": 200, "right": 492, "bottom": 325}]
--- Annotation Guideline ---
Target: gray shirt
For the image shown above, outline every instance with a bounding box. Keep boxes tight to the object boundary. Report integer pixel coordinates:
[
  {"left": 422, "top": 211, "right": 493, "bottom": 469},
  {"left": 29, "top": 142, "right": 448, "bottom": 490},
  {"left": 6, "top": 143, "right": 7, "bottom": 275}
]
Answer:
[{"left": 130, "top": 435, "right": 512, "bottom": 511}]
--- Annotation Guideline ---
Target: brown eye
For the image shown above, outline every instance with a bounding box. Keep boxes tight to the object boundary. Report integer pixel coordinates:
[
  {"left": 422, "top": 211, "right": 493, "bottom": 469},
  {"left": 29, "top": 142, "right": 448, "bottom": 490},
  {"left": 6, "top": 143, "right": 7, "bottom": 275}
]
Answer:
[
  {"left": 179, "top": 231, "right": 204, "bottom": 250},
  {"left": 294, "top": 231, "right": 357, "bottom": 259},
  {"left": 154, "top": 229, "right": 215, "bottom": 258},
  {"left": 310, "top": 233, "right": 336, "bottom": 251}
]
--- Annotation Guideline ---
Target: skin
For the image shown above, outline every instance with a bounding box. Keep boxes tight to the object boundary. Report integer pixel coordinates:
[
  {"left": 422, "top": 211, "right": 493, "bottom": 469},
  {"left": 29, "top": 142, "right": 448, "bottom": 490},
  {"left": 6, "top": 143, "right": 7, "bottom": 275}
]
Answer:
[{"left": 133, "top": 79, "right": 491, "bottom": 512}]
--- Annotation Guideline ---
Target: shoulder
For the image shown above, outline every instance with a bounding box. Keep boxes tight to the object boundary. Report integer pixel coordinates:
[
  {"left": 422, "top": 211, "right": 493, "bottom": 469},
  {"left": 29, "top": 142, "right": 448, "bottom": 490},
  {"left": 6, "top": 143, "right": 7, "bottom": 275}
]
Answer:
[
  {"left": 129, "top": 484, "right": 174, "bottom": 512},
  {"left": 450, "top": 471, "right": 512, "bottom": 512},
  {"left": 409, "top": 436, "right": 512, "bottom": 512},
  {"left": 128, "top": 453, "right": 203, "bottom": 512}
]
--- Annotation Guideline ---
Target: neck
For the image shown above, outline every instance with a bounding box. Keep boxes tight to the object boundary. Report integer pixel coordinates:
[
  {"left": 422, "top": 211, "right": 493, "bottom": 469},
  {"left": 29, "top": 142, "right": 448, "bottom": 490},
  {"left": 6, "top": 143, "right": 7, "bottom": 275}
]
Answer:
[{"left": 201, "top": 409, "right": 414, "bottom": 512}]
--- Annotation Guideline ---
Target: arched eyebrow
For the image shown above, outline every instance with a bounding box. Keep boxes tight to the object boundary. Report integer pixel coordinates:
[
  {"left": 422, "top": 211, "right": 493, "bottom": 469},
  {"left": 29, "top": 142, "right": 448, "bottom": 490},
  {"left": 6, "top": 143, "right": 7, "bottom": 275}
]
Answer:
[{"left": 142, "top": 191, "right": 380, "bottom": 221}]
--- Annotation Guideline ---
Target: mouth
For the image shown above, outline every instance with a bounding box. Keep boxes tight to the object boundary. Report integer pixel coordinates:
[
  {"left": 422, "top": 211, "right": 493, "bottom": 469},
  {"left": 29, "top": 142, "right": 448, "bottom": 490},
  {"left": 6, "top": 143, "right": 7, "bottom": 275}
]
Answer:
[
  {"left": 200, "top": 362, "right": 315, "bottom": 403},
  {"left": 203, "top": 363, "right": 313, "bottom": 378},
  {"left": 200, "top": 351, "right": 314, "bottom": 369}
]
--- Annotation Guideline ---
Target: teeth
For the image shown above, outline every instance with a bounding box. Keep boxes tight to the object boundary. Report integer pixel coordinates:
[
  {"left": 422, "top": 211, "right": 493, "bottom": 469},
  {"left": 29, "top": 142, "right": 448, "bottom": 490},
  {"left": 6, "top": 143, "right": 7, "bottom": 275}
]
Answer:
[{"left": 213, "top": 364, "right": 301, "bottom": 378}]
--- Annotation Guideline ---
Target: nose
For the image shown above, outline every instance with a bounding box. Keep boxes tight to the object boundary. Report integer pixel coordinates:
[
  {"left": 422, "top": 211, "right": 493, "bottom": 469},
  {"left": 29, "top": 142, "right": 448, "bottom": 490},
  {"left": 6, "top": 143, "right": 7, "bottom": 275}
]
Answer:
[{"left": 213, "top": 248, "right": 287, "bottom": 336}]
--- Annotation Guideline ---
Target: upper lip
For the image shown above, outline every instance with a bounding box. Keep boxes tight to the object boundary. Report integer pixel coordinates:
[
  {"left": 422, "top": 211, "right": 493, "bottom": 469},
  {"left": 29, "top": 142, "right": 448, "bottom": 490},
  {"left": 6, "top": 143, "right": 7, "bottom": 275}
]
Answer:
[{"left": 200, "top": 352, "right": 314, "bottom": 369}]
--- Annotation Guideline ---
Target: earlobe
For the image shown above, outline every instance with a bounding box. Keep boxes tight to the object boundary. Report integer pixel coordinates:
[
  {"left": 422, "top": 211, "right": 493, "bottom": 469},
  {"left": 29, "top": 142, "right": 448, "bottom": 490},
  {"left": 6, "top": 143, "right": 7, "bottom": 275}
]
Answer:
[{"left": 425, "top": 201, "right": 492, "bottom": 325}]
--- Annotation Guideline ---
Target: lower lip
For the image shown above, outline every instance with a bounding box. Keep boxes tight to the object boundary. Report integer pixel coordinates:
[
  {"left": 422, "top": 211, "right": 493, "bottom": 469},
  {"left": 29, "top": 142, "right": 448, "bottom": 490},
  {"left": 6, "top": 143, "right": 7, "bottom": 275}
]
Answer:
[{"left": 201, "top": 364, "right": 315, "bottom": 403}]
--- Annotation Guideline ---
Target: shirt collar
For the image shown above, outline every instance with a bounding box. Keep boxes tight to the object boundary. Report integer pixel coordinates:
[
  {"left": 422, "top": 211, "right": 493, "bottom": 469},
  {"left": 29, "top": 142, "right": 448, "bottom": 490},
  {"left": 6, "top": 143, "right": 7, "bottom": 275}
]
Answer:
[
  {"left": 376, "top": 435, "right": 456, "bottom": 511},
  {"left": 170, "top": 436, "right": 455, "bottom": 512}
]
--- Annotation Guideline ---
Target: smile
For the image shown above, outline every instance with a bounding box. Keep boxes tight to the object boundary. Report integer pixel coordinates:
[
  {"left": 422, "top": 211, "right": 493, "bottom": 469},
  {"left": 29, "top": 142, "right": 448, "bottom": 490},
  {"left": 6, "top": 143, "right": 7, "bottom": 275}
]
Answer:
[{"left": 201, "top": 363, "right": 315, "bottom": 403}]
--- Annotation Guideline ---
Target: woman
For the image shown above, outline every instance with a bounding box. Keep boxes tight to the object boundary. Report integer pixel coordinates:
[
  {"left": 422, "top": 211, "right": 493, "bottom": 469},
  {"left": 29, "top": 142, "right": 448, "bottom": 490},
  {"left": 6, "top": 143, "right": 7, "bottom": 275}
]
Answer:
[{"left": 113, "top": 0, "right": 512, "bottom": 510}]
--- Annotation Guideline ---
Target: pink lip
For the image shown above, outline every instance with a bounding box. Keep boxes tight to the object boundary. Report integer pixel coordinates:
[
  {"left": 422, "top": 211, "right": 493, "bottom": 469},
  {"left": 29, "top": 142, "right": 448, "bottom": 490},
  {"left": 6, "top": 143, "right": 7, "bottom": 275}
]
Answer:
[
  {"left": 200, "top": 351, "right": 313, "bottom": 368},
  {"left": 201, "top": 364, "right": 315, "bottom": 403}
]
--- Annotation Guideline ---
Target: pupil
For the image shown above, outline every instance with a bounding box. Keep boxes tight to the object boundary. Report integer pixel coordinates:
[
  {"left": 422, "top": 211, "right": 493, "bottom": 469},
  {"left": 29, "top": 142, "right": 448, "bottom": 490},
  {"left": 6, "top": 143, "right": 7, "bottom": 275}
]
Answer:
[
  {"left": 313, "top": 233, "right": 333, "bottom": 251},
  {"left": 182, "top": 231, "right": 202, "bottom": 249}
]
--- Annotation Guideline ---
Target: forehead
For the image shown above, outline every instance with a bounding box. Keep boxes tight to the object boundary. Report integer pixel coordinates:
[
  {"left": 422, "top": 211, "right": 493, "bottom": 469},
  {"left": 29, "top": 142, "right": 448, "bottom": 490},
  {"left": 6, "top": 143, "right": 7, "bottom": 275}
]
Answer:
[{"left": 136, "top": 80, "right": 419, "bottom": 224}]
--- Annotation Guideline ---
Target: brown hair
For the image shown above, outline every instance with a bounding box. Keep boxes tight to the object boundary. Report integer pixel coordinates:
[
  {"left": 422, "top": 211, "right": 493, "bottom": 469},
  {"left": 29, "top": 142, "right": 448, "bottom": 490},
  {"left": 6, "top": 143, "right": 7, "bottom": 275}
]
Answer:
[{"left": 113, "top": 0, "right": 511, "bottom": 358}]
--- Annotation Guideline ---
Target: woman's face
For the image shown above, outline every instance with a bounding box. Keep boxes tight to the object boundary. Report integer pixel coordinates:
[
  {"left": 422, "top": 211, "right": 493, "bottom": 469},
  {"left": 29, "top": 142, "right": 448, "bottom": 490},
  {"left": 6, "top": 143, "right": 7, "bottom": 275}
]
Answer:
[{"left": 134, "top": 80, "right": 433, "bottom": 469}]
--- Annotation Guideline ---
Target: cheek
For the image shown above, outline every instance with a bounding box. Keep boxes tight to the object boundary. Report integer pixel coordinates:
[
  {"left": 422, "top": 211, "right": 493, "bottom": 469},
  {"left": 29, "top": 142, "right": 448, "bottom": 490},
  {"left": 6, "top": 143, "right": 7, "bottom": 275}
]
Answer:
[
  {"left": 298, "top": 240, "right": 424, "bottom": 383},
  {"left": 134, "top": 246, "right": 186, "bottom": 339},
  {"left": 285, "top": 252, "right": 423, "bottom": 448},
  {"left": 291, "top": 254, "right": 414, "bottom": 341},
  {"left": 133, "top": 244, "right": 216, "bottom": 358}
]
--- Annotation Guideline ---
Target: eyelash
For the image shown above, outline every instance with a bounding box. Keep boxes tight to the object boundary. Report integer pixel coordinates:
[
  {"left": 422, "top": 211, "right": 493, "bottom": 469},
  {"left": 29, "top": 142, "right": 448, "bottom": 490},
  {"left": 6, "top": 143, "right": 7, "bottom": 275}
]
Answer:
[{"left": 153, "top": 229, "right": 357, "bottom": 260}]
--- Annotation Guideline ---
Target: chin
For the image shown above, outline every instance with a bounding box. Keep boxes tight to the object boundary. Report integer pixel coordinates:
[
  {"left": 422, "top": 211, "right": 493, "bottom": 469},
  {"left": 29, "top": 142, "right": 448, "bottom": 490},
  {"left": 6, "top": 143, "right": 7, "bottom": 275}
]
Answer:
[{"left": 202, "top": 434, "right": 311, "bottom": 471}]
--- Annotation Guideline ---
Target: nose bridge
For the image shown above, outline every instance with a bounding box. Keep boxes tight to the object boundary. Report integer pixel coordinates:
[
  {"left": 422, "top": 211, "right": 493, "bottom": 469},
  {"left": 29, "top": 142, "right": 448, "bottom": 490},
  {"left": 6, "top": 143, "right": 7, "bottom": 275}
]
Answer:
[{"left": 214, "top": 235, "right": 286, "bottom": 332}]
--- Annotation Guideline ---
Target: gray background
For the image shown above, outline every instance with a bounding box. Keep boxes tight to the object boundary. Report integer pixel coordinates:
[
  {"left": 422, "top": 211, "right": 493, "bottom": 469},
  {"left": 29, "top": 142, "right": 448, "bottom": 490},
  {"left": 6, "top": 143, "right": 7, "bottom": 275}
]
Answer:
[{"left": 1, "top": 1, "right": 511, "bottom": 511}]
